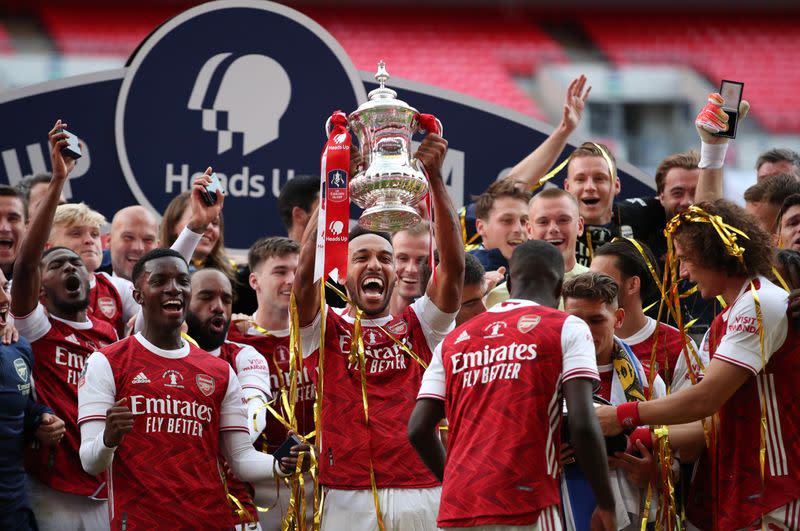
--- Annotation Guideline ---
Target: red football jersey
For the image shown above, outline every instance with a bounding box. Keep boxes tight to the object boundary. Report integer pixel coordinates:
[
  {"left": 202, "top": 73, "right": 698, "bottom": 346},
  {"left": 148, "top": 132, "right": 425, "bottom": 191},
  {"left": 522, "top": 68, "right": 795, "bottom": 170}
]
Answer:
[
  {"left": 700, "top": 278, "right": 800, "bottom": 529},
  {"left": 13, "top": 305, "right": 117, "bottom": 496},
  {"left": 227, "top": 326, "right": 316, "bottom": 452},
  {"left": 300, "top": 296, "right": 454, "bottom": 490},
  {"left": 88, "top": 273, "right": 125, "bottom": 338},
  {"left": 624, "top": 317, "right": 685, "bottom": 386},
  {"left": 417, "top": 299, "right": 598, "bottom": 527},
  {"left": 78, "top": 334, "right": 246, "bottom": 530}
]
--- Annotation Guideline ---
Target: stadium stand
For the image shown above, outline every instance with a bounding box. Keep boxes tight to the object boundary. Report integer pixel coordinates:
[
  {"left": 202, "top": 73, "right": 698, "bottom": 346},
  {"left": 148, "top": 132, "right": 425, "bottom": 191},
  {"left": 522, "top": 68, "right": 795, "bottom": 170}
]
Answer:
[
  {"left": 35, "top": 5, "right": 566, "bottom": 119},
  {"left": 581, "top": 14, "right": 800, "bottom": 132},
  {"left": 37, "top": 5, "right": 182, "bottom": 55},
  {"left": 302, "top": 8, "right": 567, "bottom": 119}
]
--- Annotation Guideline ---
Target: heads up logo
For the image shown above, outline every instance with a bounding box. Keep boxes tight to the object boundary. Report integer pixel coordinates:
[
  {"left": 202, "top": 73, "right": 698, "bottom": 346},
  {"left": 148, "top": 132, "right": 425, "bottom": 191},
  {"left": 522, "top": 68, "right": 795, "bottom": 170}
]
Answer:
[
  {"left": 188, "top": 52, "right": 292, "bottom": 155},
  {"left": 115, "top": 0, "right": 366, "bottom": 250}
]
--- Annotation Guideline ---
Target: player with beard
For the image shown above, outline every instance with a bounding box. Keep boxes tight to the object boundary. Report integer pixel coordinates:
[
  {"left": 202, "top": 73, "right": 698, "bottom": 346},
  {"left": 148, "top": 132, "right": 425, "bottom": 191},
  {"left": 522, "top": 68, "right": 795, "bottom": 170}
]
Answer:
[
  {"left": 78, "top": 249, "right": 308, "bottom": 530},
  {"left": 10, "top": 121, "right": 118, "bottom": 530},
  {"left": 294, "top": 133, "right": 464, "bottom": 530},
  {"left": 186, "top": 268, "right": 271, "bottom": 529}
]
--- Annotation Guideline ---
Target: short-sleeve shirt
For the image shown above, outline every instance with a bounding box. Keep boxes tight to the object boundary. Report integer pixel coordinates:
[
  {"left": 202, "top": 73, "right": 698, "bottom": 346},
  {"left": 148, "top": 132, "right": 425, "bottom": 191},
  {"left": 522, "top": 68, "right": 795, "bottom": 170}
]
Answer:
[
  {"left": 13, "top": 304, "right": 117, "bottom": 497},
  {"left": 300, "top": 295, "right": 456, "bottom": 490},
  {"left": 227, "top": 324, "right": 317, "bottom": 452},
  {"left": 78, "top": 334, "right": 247, "bottom": 530},
  {"left": 418, "top": 299, "right": 598, "bottom": 527},
  {"left": 701, "top": 277, "right": 800, "bottom": 529}
]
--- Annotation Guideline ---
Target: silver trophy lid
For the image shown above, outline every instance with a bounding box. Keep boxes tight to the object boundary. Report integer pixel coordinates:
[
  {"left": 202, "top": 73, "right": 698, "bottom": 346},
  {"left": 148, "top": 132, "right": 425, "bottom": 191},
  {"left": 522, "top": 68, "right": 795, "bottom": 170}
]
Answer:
[{"left": 353, "top": 61, "right": 417, "bottom": 114}]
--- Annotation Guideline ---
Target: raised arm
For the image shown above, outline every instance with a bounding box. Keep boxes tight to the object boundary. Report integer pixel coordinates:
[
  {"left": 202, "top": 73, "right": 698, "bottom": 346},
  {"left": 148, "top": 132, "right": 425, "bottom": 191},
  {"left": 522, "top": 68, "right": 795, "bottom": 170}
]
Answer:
[
  {"left": 505, "top": 75, "right": 590, "bottom": 187},
  {"left": 12, "top": 120, "right": 75, "bottom": 316},
  {"left": 293, "top": 206, "right": 321, "bottom": 327},
  {"left": 694, "top": 94, "right": 750, "bottom": 203},
  {"left": 417, "top": 134, "right": 464, "bottom": 312}
]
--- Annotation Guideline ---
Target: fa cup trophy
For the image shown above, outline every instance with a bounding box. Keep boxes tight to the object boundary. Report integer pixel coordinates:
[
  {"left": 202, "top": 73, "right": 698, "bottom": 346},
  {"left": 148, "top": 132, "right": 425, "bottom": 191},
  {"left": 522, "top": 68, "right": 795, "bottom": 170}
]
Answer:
[{"left": 326, "top": 61, "right": 442, "bottom": 231}]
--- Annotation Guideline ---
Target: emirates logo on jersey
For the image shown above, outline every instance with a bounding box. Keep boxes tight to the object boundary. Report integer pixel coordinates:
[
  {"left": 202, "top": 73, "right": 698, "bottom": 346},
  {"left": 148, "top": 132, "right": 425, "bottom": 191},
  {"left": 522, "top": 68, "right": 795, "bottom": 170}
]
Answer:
[
  {"left": 517, "top": 315, "right": 541, "bottom": 333},
  {"left": 97, "top": 297, "right": 117, "bottom": 318},
  {"left": 196, "top": 374, "right": 215, "bottom": 397},
  {"left": 387, "top": 320, "right": 408, "bottom": 336},
  {"left": 483, "top": 321, "right": 507, "bottom": 339}
]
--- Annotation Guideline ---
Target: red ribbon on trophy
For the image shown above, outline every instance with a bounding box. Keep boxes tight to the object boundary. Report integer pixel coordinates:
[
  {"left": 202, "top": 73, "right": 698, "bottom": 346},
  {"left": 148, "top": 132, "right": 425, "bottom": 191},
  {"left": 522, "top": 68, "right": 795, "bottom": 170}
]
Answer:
[{"left": 318, "top": 110, "right": 351, "bottom": 282}]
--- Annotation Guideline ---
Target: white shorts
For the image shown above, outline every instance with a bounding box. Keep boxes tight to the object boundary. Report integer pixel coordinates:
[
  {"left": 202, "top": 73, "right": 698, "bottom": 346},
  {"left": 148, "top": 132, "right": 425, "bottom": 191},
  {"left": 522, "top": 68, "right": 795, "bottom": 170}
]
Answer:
[
  {"left": 736, "top": 498, "right": 800, "bottom": 530},
  {"left": 26, "top": 477, "right": 108, "bottom": 531},
  {"left": 322, "top": 486, "right": 441, "bottom": 531},
  {"left": 440, "top": 505, "right": 562, "bottom": 531},
  {"left": 254, "top": 475, "right": 315, "bottom": 531}
]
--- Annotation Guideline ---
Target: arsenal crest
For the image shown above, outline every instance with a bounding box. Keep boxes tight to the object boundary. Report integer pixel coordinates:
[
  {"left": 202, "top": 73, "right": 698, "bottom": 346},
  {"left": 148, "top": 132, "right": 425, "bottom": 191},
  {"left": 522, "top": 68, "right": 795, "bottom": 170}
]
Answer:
[
  {"left": 98, "top": 297, "right": 117, "bottom": 318},
  {"left": 517, "top": 315, "right": 541, "bottom": 333},
  {"left": 13, "top": 358, "right": 28, "bottom": 381},
  {"left": 196, "top": 374, "right": 215, "bottom": 396}
]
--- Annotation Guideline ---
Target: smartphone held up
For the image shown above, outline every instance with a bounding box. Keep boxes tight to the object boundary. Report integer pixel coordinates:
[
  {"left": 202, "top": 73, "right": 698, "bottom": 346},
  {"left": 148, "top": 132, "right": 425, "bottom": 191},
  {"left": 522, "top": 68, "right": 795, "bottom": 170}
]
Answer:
[
  {"left": 714, "top": 80, "right": 744, "bottom": 139},
  {"left": 58, "top": 129, "right": 83, "bottom": 159},
  {"left": 199, "top": 173, "right": 225, "bottom": 206}
]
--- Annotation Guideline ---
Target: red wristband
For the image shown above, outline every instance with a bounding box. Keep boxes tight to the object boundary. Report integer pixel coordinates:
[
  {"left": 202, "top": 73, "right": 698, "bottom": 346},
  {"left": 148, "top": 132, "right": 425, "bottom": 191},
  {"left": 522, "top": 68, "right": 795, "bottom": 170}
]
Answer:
[
  {"left": 627, "top": 426, "right": 653, "bottom": 452},
  {"left": 616, "top": 401, "right": 641, "bottom": 431}
]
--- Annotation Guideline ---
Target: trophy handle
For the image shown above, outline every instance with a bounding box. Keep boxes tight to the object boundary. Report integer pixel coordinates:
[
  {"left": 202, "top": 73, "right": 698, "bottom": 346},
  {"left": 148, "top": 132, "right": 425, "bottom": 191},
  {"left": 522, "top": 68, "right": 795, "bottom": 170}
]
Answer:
[{"left": 324, "top": 116, "right": 334, "bottom": 138}]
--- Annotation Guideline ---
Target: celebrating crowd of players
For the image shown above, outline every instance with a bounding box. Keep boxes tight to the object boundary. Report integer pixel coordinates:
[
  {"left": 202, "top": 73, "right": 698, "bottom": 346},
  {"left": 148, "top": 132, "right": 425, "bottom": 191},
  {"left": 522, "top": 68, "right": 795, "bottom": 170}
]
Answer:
[{"left": 3, "top": 75, "right": 800, "bottom": 531}]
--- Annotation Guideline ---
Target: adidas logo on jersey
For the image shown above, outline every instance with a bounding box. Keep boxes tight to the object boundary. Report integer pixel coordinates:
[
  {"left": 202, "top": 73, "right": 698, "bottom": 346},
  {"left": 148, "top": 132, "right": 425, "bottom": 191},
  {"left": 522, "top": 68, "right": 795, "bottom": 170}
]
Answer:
[
  {"left": 131, "top": 372, "right": 151, "bottom": 384},
  {"left": 64, "top": 333, "right": 80, "bottom": 345},
  {"left": 454, "top": 330, "right": 470, "bottom": 344}
]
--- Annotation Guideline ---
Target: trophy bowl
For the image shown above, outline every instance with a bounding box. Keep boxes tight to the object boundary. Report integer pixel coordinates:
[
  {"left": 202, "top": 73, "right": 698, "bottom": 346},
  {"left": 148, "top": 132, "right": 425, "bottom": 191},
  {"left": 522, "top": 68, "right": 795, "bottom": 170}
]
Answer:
[{"left": 328, "top": 61, "right": 441, "bottom": 232}]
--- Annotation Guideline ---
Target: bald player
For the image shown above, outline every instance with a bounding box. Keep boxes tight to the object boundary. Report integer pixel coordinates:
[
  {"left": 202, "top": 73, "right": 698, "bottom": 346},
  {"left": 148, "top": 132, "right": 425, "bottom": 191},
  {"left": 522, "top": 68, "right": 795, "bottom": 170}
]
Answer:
[{"left": 108, "top": 206, "right": 159, "bottom": 281}]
